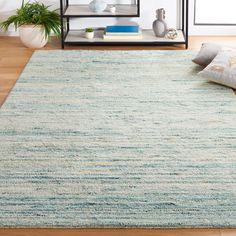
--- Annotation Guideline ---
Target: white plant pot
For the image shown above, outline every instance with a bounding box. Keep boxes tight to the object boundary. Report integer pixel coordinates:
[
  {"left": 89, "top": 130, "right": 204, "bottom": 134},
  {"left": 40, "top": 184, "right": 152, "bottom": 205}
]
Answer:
[
  {"left": 19, "top": 25, "right": 48, "bottom": 48},
  {"left": 85, "top": 32, "right": 94, "bottom": 39}
]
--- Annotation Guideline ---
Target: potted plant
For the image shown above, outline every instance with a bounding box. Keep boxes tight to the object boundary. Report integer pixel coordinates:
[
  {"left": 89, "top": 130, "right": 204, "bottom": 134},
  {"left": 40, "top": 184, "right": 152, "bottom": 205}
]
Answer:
[
  {"left": 0, "top": 0, "right": 61, "bottom": 48},
  {"left": 85, "top": 28, "right": 94, "bottom": 39}
]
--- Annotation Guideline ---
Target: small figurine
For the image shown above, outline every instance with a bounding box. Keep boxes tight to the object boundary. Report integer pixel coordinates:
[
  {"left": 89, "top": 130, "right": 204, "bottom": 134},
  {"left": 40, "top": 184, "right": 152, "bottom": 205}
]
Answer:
[{"left": 165, "top": 28, "right": 178, "bottom": 40}]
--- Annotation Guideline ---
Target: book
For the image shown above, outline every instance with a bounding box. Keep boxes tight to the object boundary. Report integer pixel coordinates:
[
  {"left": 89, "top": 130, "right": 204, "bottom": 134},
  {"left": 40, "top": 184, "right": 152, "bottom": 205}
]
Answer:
[
  {"left": 105, "top": 25, "right": 139, "bottom": 33},
  {"left": 105, "top": 31, "right": 142, "bottom": 36},
  {"left": 103, "top": 34, "right": 143, "bottom": 40}
]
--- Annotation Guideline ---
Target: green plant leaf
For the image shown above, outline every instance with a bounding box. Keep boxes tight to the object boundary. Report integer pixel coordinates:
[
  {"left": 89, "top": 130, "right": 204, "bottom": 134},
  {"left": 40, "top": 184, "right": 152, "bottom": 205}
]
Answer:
[{"left": 0, "top": 1, "right": 61, "bottom": 39}]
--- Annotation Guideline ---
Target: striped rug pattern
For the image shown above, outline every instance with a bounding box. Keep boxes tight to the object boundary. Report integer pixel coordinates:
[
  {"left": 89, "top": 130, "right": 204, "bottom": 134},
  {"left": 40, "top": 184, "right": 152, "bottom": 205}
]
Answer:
[{"left": 0, "top": 50, "right": 236, "bottom": 228}]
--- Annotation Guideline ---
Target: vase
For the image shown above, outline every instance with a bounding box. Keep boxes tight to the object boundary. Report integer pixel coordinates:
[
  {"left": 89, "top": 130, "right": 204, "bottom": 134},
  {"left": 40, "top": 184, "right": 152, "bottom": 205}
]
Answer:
[
  {"left": 19, "top": 25, "right": 48, "bottom": 48},
  {"left": 85, "top": 31, "right": 94, "bottom": 39},
  {"left": 109, "top": 6, "right": 116, "bottom": 14},
  {"left": 152, "top": 8, "right": 167, "bottom": 37},
  {"left": 89, "top": 0, "right": 107, "bottom": 13}
]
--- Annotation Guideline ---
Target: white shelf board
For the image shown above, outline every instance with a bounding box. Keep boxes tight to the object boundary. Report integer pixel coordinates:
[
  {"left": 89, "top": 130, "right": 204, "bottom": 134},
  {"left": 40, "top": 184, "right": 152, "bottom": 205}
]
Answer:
[
  {"left": 65, "top": 29, "right": 185, "bottom": 43},
  {"left": 64, "top": 4, "right": 138, "bottom": 16}
]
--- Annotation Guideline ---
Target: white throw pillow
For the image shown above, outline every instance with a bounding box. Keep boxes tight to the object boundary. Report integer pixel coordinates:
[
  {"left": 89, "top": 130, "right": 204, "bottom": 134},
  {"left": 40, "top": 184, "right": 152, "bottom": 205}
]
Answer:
[
  {"left": 198, "top": 49, "right": 236, "bottom": 89},
  {"left": 192, "top": 43, "right": 236, "bottom": 67}
]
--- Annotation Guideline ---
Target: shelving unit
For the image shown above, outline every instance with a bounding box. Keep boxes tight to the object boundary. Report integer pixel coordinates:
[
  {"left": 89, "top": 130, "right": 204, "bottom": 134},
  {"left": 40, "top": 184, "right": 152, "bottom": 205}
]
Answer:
[{"left": 60, "top": 0, "right": 188, "bottom": 49}]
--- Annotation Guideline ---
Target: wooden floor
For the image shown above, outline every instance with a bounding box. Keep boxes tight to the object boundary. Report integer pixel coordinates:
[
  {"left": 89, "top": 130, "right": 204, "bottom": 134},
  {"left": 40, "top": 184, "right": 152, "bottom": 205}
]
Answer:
[
  {"left": 0, "top": 36, "right": 236, "bottom": 236},
  {"left": 0, "top": 228, "right": 236, "bottom": 236}
]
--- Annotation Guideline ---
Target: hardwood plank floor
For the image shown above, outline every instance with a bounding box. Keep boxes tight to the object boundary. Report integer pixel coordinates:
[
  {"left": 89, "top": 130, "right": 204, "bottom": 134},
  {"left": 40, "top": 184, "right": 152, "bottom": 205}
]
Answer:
[
  {"left": 0, "top": 36, "right": 235, "bottom": 236},
  {"left": 0, "top": 228, "right": 223, "bottom": 236}
]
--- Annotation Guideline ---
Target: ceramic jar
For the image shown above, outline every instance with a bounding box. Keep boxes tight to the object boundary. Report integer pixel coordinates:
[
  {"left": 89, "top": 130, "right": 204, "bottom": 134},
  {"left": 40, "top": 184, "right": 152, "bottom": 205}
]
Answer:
[
  {"left": 153, "top": 8, "right": 167, "bottom": 37},
  {"left": 19, "top": 25, "right": 47, "bottom": 48},
  {"left": 89, "top": 0, "right": 107, "bottom": 13},
  {"left": 85, "top": 31, "right": 94, "bottom": 39},
  {"left": 109, "top": 6, "right": 116, "bottom": 14}
]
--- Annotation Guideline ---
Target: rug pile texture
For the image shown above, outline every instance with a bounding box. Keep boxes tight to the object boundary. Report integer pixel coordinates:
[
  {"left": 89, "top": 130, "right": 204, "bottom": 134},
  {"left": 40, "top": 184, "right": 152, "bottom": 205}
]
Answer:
[{"left": 0, "top": 50, "right": 236, "bottom": 227}]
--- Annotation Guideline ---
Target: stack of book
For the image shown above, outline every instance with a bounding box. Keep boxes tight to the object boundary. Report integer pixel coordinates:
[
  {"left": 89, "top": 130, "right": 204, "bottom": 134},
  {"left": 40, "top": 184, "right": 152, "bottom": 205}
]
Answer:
[{"left": 103, "top": 25, "right": 142, "bottom": 40}]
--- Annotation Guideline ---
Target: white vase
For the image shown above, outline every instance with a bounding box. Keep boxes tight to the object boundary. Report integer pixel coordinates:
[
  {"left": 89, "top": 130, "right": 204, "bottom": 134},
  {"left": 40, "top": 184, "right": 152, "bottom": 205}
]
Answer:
[
  {"left": 85, "top": 31, "right": 94, "bottom": 39},
  {"left": 89, "top": 0, "right": 107, "bottom": 13},
  {"left": 153, "top": 8, "right": 168, "bottom": 37},
  {"left": 19, "top": 25, "right": 48, "bottom": 48},
  {"left": 109, "top": 6, "right": 116, "bottom": 14}
]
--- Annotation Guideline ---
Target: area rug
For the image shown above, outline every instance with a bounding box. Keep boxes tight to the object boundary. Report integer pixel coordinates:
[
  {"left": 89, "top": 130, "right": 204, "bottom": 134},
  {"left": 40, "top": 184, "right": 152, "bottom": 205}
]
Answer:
[{"left": 0, "top": 50, "right": 236, "bottom": 228}]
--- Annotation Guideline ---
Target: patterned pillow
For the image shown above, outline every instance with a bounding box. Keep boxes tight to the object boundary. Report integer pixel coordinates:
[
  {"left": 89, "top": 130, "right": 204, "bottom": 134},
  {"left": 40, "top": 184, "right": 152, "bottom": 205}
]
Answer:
[
  {"left": 192, "top": 43, "right": 236, "bottom": 67},
  {"left": 198, "top": 49, "right": 236, "bottom": 89}
]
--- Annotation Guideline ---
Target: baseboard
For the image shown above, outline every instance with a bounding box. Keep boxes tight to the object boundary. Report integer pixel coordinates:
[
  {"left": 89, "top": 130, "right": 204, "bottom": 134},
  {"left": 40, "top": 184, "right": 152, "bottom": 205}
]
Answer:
[{"left": 0, "top": 30, "right": 18, "bottom": 36}]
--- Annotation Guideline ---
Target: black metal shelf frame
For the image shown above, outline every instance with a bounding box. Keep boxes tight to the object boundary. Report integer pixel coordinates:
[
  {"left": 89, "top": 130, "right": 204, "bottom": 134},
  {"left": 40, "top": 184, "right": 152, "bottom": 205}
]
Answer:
[{"left": 60, "top": 0, "right": 188, "bottom": 49}]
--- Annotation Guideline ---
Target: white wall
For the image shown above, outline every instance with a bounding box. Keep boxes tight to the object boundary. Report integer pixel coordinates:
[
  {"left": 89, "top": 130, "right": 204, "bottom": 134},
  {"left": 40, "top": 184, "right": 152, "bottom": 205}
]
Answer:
[
  {"left": 195, "top": 0, "right": 236, "bottom": 24},
  {"left": 1, "top": 0, "right": 236, "bottom": 36},
  {"left": 189, "top": 0, "right": 236, "bottom": 35}
]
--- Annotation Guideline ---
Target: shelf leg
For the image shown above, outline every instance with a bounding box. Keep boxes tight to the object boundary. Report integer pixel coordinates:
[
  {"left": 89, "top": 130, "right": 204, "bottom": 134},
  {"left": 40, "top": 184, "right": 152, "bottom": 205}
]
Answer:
[
  {"left": 60, "top": 0, "right": 65, "bottom": 49},
  {"left": 185, "top": 0, "right": 189, "bottom": 49}
]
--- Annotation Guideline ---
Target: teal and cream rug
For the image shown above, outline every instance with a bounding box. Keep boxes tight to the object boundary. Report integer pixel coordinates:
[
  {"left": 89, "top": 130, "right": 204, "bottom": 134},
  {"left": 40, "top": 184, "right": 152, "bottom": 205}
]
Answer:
[{"left": 0, "top": 50, "right": 236, "bottom": 228}]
